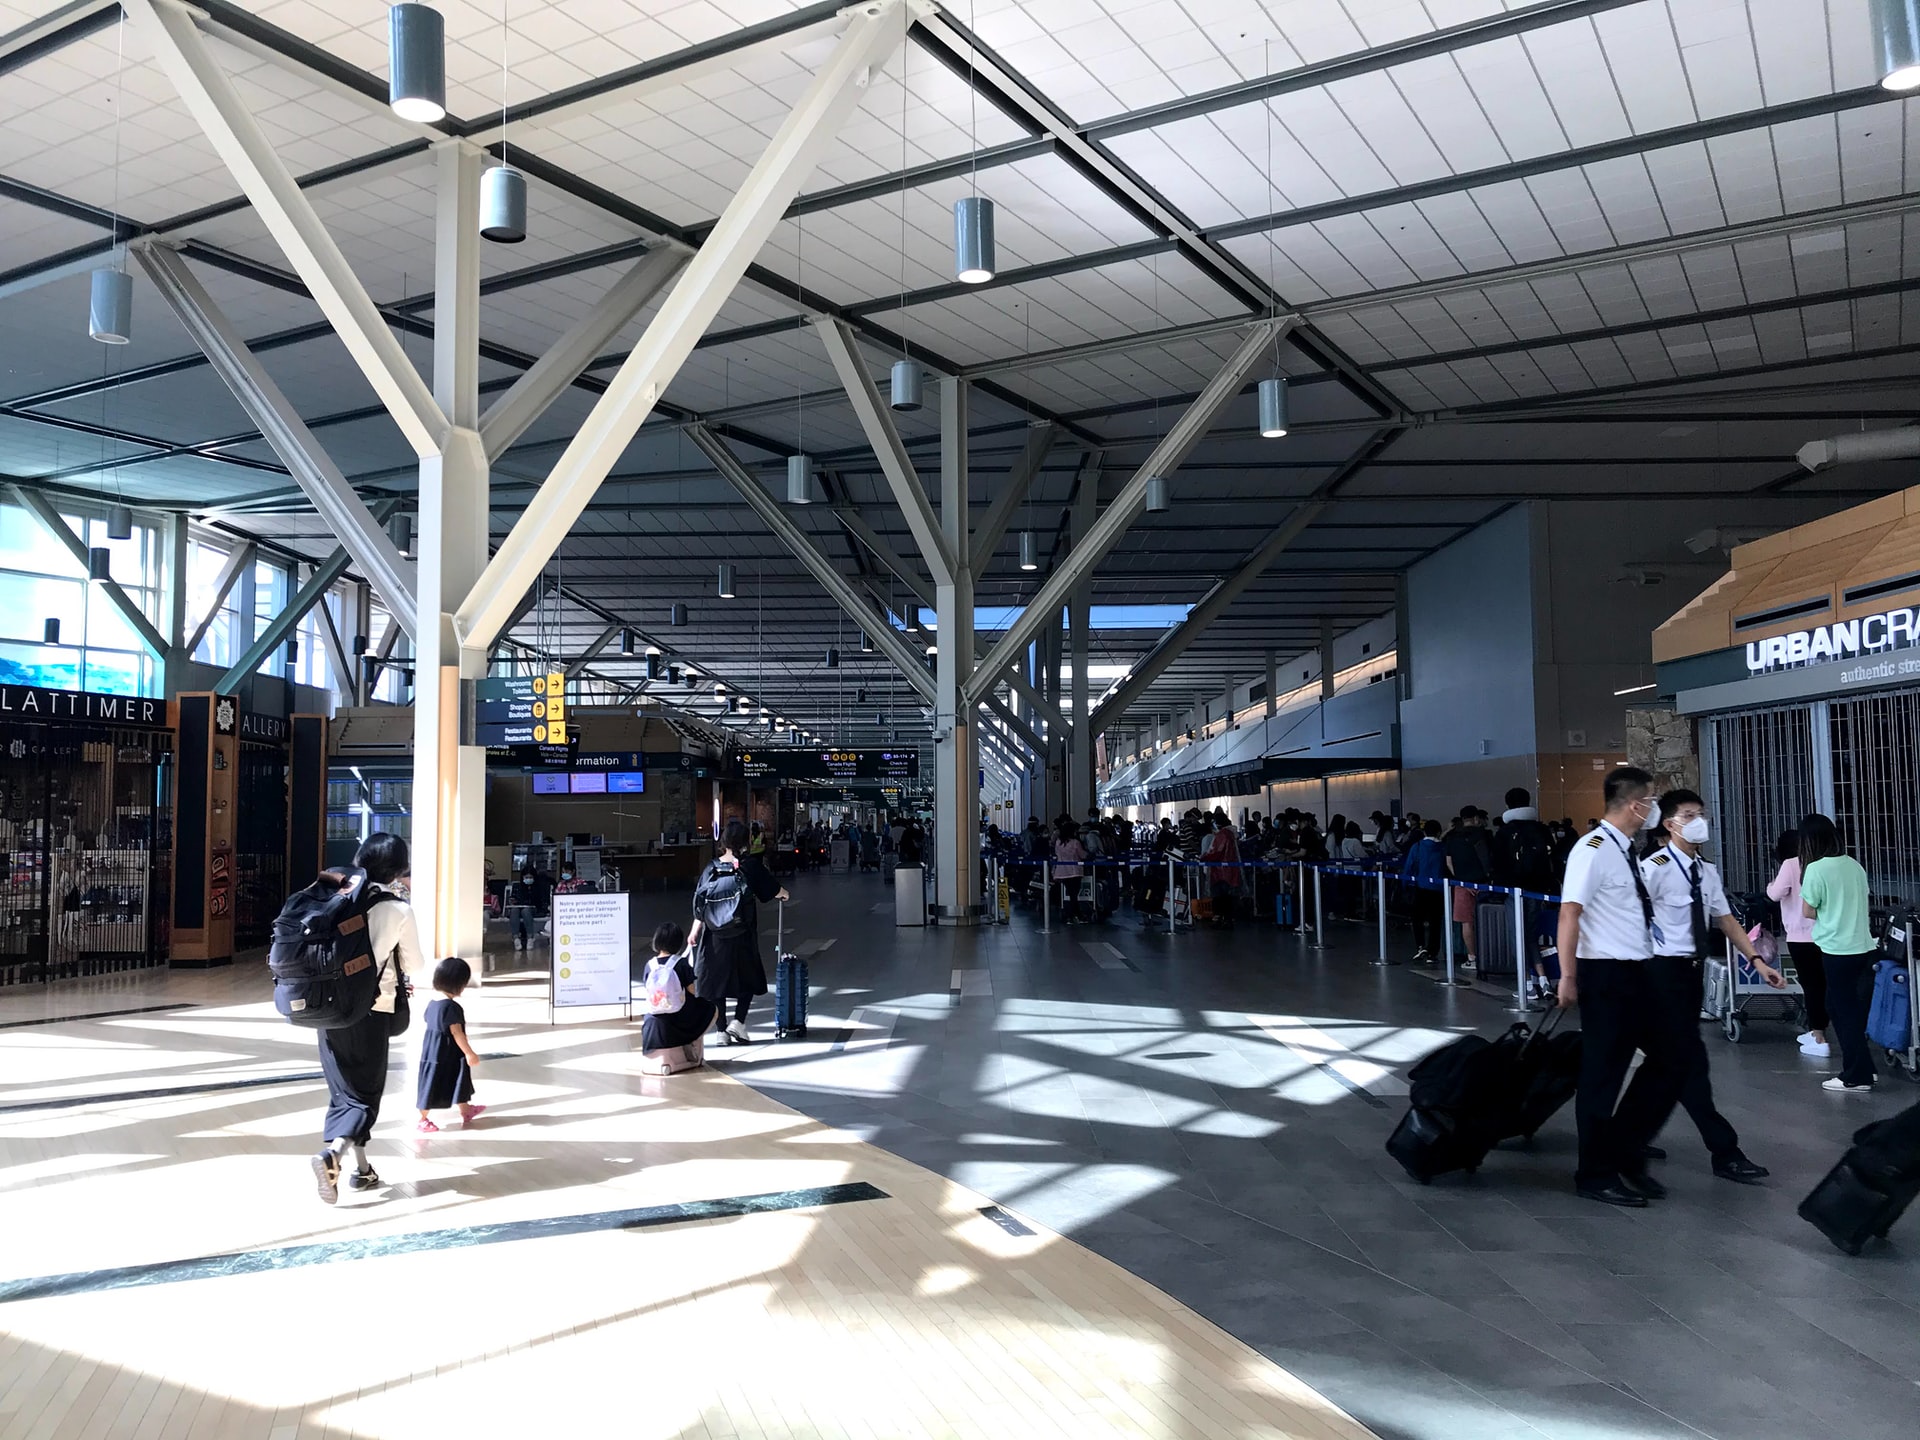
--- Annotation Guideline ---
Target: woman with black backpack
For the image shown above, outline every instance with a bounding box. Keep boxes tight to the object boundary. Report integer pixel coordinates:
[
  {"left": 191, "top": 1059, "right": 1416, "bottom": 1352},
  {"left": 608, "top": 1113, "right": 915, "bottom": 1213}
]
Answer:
[
  {"left": 688, "top": 819, "right": 787, "bottom": 1046},
  {"left": 313, "top": 831, "right": 422, "bottom": 1205}
]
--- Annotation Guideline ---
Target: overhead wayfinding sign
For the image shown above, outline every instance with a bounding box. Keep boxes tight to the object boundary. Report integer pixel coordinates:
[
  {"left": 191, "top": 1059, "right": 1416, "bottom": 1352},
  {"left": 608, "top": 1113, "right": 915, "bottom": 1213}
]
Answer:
[
  {"left": 737, "top": 749, "right": 919, "bottom": 782},
  {"left": 476, "top": 672, "right": 568, "bottom": 746},
  {"left": 1745, "top": 607, "right": 1920, "bottom": 673}
]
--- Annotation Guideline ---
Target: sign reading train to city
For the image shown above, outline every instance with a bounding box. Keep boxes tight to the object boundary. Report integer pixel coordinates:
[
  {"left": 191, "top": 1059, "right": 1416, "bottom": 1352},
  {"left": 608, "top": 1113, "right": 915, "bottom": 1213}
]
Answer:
[
  {"left": 1745, "top": 607, "right": 1920, "bottom": 673},
  {"left": 736, "top": 749, "right": 920, "bottom": 782}
]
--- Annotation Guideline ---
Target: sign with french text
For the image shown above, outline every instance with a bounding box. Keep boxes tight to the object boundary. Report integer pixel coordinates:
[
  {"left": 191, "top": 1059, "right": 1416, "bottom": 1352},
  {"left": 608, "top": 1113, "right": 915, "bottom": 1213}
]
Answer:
[{"left": 551, "top": 891, "right": 630, "bottom": 1009}]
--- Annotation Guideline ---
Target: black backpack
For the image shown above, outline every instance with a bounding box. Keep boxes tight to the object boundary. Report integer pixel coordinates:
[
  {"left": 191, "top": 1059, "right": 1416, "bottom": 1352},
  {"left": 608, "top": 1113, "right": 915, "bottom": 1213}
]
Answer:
[
  {"left": 1499, "top": 819, "right": 1555, "bottom": 890},
  {"left": 268, "top": 868, "right": 394, "bottom": 1029},
  {"left": 696, "top": 861, "right": 751, "bottom": 938}
]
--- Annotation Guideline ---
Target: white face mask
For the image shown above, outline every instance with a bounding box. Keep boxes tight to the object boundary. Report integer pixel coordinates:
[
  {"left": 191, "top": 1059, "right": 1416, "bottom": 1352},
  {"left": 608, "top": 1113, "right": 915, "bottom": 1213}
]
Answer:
[
  {"left": 1638, "top": 800, "right": 1662, "bottom": 832},
  {"left": 1679, "top": 816, "right": 1710, "bottom": 845}
]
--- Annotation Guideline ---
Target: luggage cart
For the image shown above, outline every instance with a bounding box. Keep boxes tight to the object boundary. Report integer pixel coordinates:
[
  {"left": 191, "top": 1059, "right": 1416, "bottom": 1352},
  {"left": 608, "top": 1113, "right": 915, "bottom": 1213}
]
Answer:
[
  {"left": 1706, "top": 931, "right": 1804, "bottom": 1044},
  {"left": 1872, "top": 914, "right": 1918, "bottom": 1083}
]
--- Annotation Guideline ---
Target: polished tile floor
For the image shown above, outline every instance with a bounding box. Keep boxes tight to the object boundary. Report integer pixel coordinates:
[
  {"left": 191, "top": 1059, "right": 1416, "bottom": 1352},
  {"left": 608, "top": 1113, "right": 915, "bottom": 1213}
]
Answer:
[
  {"left": 640, "top": 871, "right": 1918, "bottom": 1440},
  {"left": 0, "top": 945, "right": 1373, "bottom": 1439}
]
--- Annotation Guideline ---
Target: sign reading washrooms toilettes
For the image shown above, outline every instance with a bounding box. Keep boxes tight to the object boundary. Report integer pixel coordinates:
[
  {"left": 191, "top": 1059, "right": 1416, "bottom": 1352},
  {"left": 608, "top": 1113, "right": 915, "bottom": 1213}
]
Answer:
[{"left": 550, "top": 891, "right": 630, "bottom": 1011}]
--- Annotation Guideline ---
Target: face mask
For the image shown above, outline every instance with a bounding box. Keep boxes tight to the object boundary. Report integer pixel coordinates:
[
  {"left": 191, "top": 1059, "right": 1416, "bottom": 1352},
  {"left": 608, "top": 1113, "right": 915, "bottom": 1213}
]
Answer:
[
  {"left": 1639, "top": 801, "right": 1662, "bottom": 832},
  {"left": 522, "top": 874, "right": 533, "bottom": 884},
  {"left": 1679, "top": 816, "right": 1710, "bottom": 845}
]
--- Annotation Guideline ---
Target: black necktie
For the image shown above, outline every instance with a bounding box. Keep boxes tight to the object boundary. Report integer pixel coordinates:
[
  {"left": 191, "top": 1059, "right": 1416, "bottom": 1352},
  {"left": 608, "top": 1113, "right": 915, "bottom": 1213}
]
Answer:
[
  {"left": 1685, "top": 857, "right": 1710, "bottom": 956},
  {"left": 1609, "top": 831, "right": 1656, "bottom": 935}
]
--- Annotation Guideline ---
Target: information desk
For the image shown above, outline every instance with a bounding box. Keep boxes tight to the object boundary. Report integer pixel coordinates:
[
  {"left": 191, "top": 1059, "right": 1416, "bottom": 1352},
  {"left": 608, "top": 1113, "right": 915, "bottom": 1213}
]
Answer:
[{"left": 604, "top": 842, "right": 714, "bottom": 893}]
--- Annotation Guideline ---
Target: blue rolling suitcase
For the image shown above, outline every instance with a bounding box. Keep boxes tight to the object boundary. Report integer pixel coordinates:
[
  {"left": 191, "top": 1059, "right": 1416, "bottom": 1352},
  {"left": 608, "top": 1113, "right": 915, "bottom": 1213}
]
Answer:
[
  {"left": 1867, "top": 961, "right": 1911, "bottom": 1054},
  {"left": 773, "top": 901, "right": 808, "bottom": 1039}
]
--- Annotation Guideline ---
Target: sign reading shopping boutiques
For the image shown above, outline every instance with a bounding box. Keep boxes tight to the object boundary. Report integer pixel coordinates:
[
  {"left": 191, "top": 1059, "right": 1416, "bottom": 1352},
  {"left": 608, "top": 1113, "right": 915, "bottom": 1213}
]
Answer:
[
  {"left": 1745, "top": 606, "right": 1920, "bottom": 673},
  {"left": 0, "top": 685, "right": 167, "bottom": 728}
]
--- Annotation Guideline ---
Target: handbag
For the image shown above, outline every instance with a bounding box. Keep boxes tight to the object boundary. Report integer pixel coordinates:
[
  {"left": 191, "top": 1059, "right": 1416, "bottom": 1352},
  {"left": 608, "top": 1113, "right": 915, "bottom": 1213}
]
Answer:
[{"left": 384, "top": 960, "right": 412, "bottom": 1038}]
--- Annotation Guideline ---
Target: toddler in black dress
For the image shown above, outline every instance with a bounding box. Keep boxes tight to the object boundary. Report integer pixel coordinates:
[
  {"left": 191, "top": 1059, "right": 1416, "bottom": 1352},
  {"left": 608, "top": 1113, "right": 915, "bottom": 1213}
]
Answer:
[{"left": 417, "top": 957, "right": 484, "bottom": 1132}]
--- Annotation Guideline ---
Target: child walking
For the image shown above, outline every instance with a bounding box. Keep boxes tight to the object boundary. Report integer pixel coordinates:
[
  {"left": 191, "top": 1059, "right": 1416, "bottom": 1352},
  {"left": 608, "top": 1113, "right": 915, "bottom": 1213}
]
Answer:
[{"left": 417, "top": 957, "right": 484, "bottom": 1131}]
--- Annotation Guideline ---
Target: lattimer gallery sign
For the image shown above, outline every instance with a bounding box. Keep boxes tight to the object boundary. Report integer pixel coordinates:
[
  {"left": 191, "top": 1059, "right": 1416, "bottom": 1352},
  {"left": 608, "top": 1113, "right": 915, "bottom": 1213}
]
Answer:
[{"left": 0, "top": 685, "right": 168, "bottom": 727}]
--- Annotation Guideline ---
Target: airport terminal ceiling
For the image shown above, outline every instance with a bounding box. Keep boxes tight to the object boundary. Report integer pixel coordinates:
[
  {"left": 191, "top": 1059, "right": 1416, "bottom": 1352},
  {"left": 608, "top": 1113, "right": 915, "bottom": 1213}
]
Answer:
[{"left": 1, "top": 0, "right": 1918, "bottom": 745}]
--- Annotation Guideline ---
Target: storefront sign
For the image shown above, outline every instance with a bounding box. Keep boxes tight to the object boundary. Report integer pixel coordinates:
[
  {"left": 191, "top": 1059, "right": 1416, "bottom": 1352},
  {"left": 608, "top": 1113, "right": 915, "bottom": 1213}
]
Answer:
[
  {"left": 239, "top": 711, "right": 288, "bottom": 743},
  {"left": 0, "top": 685, "right": 167, "bottom": 728},
  {"left": 1745, "top": 607, "right": 1919, "bottom": 672}
]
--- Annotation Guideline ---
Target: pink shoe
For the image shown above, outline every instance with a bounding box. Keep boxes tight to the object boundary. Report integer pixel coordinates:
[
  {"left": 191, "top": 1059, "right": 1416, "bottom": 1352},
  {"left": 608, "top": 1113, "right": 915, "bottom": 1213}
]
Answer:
[
  {"left": 458, "top": 1104, "right": 487, "bottom": 1127},
  {"left": 416, "top": 1117, "right": 439, "bottom": 1133}
]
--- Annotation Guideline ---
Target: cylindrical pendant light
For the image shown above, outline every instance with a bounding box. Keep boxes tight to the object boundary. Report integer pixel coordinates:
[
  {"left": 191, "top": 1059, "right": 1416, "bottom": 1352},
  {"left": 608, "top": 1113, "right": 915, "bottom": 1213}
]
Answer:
[
  {"left": 954, "top": 195, "right": 996, "bottom": 284},
  {"left": 106, "top": 504, "right": 133, "bottom": 540},
  {"left": 856, "top": 688, "right": 867, "bottom": 704},
  {"left": 89, "top": 268, "right": 132, "bottom": 344},
  {"left": 620, "top": 628, "right": 635, "bottom": 655},
  {"left": 904, "top": 604, "right": 920, "bottom": 633},
  {"left": 88, "top": 546, "right": 112, "bottom": 581},
  {"left": 388, "top": 511, "right": 412, "bottom": 557},
  {"left": 859, "top": 629, "right": 873, "bottom": 654},
  {"left": 480, "top": 164, "right": 527, "bottom": 243},
  {"left": 387, "top": 4, "right": 447, "bottom": 122},
  {"left": 1018, "top": 529, "right": 1038, "bottom": 571},
  {"left": 669, "top": 602, "right": 688, "bottom": 627},
  {"left": 667, "top": 664, "right": 681, "bottom": 684},
  {"left": 890, "top": 359, "right": 922, "bottom": 411},
  {"left": 42, "top": 618, "right": 59, "bottom": 645},
  {"left": 825, "top": 646, "right": 840, "bottom": 669},
  {"left": 728, "top": 696, "right": 739, "bottom": 712},
  {"left": 646, "top": 653, "right": 665, "bottom": 680},
  {"left": 1257, "top": 376, "right": 1289, "bottom": 438},
  {"left": 285, "top": 638, "right": 299, "bottom": 665},
  {"left": 1145, "top": 476, "right": 1170, "bottom": 514},
  {"left": 717, "top": 562, "right": 736, "bottom": 598},
  {"left": 1873, "top": 0, "right": 1920, "bottom": 89},
  {"left": 786, "top": 454, "right": 812, "bottom": 504}
]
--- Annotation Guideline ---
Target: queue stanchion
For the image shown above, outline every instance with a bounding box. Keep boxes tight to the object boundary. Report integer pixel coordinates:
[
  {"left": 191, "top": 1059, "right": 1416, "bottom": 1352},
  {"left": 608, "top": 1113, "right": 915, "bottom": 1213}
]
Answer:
[
  {"left": 1041, "top": 860, "right": 1051, "bottom": 934},
  {"left": 1373, "top": 868, "right": 1390, "bottom": 965},
  {"left": 1442, "top": 876, "right": 1456, "bottom": 985},
  {"left": 1295, "top": 861, "right": 1308, "bottom": 947},
  {"left": 1510, "top": 885, "right": 1531, "bottom": 1013},
  {"left": 1311, "top": 865, "right": 1325, "bottom": 949},
  {"left": 1166, "top": 856, "right": 1177, "bottom": 936}
]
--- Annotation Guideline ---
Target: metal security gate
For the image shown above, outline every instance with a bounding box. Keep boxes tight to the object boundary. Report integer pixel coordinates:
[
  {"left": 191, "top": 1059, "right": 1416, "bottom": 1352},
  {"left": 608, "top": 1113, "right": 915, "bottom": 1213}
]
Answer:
[
  {"left": 1703, "top": 704, "right": 1818, "bottom": 898},
  {"left": 1828, "top": 690, "right": 1920, "bottom": 908},
  {"left": 0, "top": 721, "right": 173, "bottom": 985}
]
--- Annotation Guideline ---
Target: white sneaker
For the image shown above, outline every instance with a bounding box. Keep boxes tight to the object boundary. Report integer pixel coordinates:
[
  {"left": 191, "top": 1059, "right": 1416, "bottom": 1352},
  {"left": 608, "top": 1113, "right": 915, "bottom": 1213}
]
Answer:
[
  {"left": 726, "top": 1019, "right": 750, "bottom": 1045},
  {"left": 1821, "top": 1077, "right": 1872, "bottom": 1093},
  {"left": 1798, "top": 1037, "right": 1831, "bottom": 1057}
]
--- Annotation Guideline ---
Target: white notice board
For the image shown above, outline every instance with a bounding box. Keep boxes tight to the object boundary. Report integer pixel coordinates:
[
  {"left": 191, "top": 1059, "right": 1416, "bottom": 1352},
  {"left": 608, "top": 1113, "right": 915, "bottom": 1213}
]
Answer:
[{"left": 550, "top": 891, "right": 630, "bottom": 1011}]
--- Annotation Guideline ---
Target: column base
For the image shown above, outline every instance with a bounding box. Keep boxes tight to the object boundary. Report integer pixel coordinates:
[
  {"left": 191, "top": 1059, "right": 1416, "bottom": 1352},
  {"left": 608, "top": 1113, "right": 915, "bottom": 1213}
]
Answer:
[{"left": 931, "top": 904, "right": 986, "bottom": 928}]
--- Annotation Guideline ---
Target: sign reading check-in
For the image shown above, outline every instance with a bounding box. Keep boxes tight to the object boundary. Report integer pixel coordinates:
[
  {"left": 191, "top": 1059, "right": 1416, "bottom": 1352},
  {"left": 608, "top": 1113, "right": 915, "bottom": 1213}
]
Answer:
[{"left": 550, "top": 891, "right": 630, "bottom": 1013}]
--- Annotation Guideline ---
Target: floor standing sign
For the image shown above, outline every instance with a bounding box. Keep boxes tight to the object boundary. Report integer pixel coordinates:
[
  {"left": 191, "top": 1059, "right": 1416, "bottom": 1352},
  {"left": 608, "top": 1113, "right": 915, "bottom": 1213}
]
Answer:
[{"left": 549, "top": 891, "right": 631, "bottom": 1022}]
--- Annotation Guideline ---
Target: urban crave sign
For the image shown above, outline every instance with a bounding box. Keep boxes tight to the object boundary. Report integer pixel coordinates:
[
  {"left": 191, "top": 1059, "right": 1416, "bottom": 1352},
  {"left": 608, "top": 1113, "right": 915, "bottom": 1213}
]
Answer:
[
  {"left": 1745, "top": 607, "right": 1920, "bottom": 673},
  {"left": 0, "top": 685, "right": 167, "bottom": 727}
]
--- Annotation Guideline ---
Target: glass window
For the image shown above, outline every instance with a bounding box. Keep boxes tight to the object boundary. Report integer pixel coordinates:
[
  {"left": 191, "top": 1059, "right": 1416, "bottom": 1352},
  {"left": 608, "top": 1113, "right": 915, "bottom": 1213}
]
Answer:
[
  {"left": 0, "top": 498, "right": 161, "bottom": 697},
  {"left": 254, "top": 559, "right": 289, "bottom": 676}
]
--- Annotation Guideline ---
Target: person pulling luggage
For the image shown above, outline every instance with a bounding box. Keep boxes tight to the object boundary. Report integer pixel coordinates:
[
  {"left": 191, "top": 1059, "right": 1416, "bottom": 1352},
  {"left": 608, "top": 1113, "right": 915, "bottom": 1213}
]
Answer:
[
  {"left": 1557, "top": 767, "right": 1692, "bottom": 1207},
  {"left": 1622, "top": 789, "right": 1783, "bottom": 1187}
]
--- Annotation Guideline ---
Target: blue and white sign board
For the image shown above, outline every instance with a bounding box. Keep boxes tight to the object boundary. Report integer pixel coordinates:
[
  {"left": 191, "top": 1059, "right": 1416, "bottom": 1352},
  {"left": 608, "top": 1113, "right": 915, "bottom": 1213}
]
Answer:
[{"left": 550, "top": 891, "right": 630, "bottom": 1013}]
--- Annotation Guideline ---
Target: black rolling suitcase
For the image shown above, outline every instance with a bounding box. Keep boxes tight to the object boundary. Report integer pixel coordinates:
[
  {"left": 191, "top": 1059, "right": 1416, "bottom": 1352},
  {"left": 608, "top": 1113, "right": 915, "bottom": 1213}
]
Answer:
[
  {"left": 1474, "top": 895, "right": 1518, "bottom": 980},
  {"left": 772, "top": 901, "right": 808, "bottom": 1039},
  {"left": 1503, "top": 1005, "right": 1580, "bottom": 1142},
  {"left": 1386, "top": 1009, "right": 1578, "bottom": 1182},
  {"left": 1798, "top": 1101, "right": 1920, "bottom": 1255}
]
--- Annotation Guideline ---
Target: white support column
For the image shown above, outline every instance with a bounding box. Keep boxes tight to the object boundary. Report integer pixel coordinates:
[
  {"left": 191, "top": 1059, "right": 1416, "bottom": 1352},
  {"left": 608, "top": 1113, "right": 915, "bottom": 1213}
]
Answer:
[
  {"left": 412, "top": 142, "right": 491, "bottom": 962},
  {"left": 935, "top": 375, "right": 979, "bottom": 924},
  {"left": 1068, "top": 469, "right": 1094, "bottom": 816},
  {"left": 125, "top": 0, "right": 448, "bottom": 458},
  {"left": 454, "top": 0, "right": 918, "bottom": 652},
  {"left": 134, "top": 243, "right": 419, "bottom": 633}
]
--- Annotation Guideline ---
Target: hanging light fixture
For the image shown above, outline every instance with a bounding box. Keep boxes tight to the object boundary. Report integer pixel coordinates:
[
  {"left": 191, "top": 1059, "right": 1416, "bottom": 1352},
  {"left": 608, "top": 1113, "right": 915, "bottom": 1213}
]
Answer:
[
  {"left": 826, "top": 646, "right": 840, "bottom": 669},
  {"left": 1018, "top": 529, "right": 1038, "bottom": 571},
  {"left": 387, "top": 4, "right": 446, "bottom": 122},
  {"left": 480, "top": 165, "right": 527, "bottom": 243},
  {"left": 89, "top": 268, "right": 132, "bottom": 344},
  {"left": 954, "top": 195, "right": 995, "bottom": 284},
  {"left": 1874, "top": 0, "right": 1920, "bottom": 89},
  {"left": 1145, "top": 476, "right": 1170, "bottom": 514},
  {"left": 106, "top": 504, "right": 133, "bottom": 541},
  {"left": 904, "top": 604, "right": 920, "bottom": 633},
  {"left": 388, "top": 511, "right": 412, "bottom": 557},
  {"left": 890, "top": 359, "right": 922, "bottom": 411},
  {"left": 620, "top": 628, "right": 635, "bottom": 655},
  {"left": 728, "top": 696, "right": 740, "bottom": 712},
  {"left": 859, "top": 629, "right": 873, "bottom": 654},
  {"left": 786, "top": 454, "right": 813, "bottom": 505},
  {"left": 285, "top": 638, "right": 300, "bottom": 665},
  {"left": 856, "top": 688, "right": 868, "bottom": 704},
  {"left": 667, "top": 664, "right": 681, "bottom": 685},
  {"left": 717, "top": 562, "right": 737, "bottom": 598},
  {"left": 88, "top": 546, "right": 112, "bottom": 582},
  {"left": 1258, "top": 377, "right": 1289, "bottom": 438},
  {"left": 42, "top": 618, "right": 59, "bottom": 645},
  {"left": 669, "top": 603, "right": 689, "bottom": 627}
]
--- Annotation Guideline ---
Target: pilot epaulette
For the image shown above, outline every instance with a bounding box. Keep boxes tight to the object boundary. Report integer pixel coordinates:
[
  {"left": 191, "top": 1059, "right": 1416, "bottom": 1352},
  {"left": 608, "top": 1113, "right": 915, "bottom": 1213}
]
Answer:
[
  {"left": 1583, "top": 835, "right": 1604, "bottom": 848},
  {"left": 1650, "top": 852, "right": 1671, "bottom": 866}
]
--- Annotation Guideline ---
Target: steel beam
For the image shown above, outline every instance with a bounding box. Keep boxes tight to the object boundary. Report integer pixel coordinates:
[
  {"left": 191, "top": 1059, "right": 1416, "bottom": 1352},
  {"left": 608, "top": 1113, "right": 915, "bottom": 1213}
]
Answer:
[
  {"left": 964, "top": 320, "right": 1286, "bottom": 704},
  {"left": 479, "top": 246, "right": 688, "bottom": 460},
  {"left": 454, "top": 0, "right": 917, "bottom": 652},
  {"left": 981, "top": 693, "right": 1043, "bottom": 757},
  {"left": 969, "top": 423, "right": 1059, "bottom": 569},
  {"left": 182, "top": 539, "right": 256, "bottom": 659},
  {"left": 565, "top": 623, "right": 625, "bottom": 679},
  {"left": 836, "top": 508, "right": 935, "bottom": 605},
  {"left": 214, "top": 544, "right": 356, "bottom": 693},
  {"left": 1090, "top": 501, "right": 1326, "bottom": 732},
  {"left": 135, "top": 242, "right": 420, "bottom": 634},
  {"left": 819, "top": 319, "right": 957, "bottom": 587},
  {"left": 12, "top": 486, "right": 168, "bottom": 659},
  {"left": 125, "top": 0, "right": 449, "bottom": 458},
  {"left": 316, "top": 587, "right": 355, "bottom": 704},
  {"left": 688, "top": 423, "right": 936, "bottom": 702}
]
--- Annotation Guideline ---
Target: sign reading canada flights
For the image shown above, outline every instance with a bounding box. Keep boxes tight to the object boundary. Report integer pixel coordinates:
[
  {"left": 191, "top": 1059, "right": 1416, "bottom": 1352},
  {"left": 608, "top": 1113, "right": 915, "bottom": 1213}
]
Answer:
[
  {"left": 737, "top": 749, "right": 919, "bottom": 782},
  {"left": 477, "top": 672, "right": 569, "bottom": 746},
  {"left": 550, "top": 891, "right": 629, "bottom": 1009}
]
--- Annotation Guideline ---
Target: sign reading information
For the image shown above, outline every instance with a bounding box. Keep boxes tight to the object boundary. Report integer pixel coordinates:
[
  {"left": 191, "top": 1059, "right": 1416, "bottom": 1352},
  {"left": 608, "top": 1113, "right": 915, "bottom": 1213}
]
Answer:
[{"left": 550, "top": 891, "right": 630, "bottom": 1010}]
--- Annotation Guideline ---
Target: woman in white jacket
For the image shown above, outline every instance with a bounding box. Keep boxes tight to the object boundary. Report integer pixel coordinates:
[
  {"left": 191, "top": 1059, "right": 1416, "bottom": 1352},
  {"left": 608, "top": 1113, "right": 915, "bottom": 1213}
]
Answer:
[{"left": 313, "top": 831, "right": 423, "bottom": 1204}]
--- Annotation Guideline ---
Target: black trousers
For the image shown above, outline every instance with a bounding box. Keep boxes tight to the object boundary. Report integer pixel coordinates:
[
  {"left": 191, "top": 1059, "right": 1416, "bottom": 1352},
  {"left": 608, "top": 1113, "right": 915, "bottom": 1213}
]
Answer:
[
  {"left": 1616, "top": 955, "right": 1740, "bottom": 1161},
  {"left": 1788, "top": 941, "right": 1828, "bottom": 1032},
  {"left": 318, "top": 1009, "right": 391, "bottom": 1146},
  {"left": 1824, "top": 951, "right": 1879, "bottom": 1086},
  {"left": 1413, "top": 889, "right": 1444, "bottom": 955},
  {"left": 1573, "top": 957, "right": 1687, "bottom": 1188}
]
